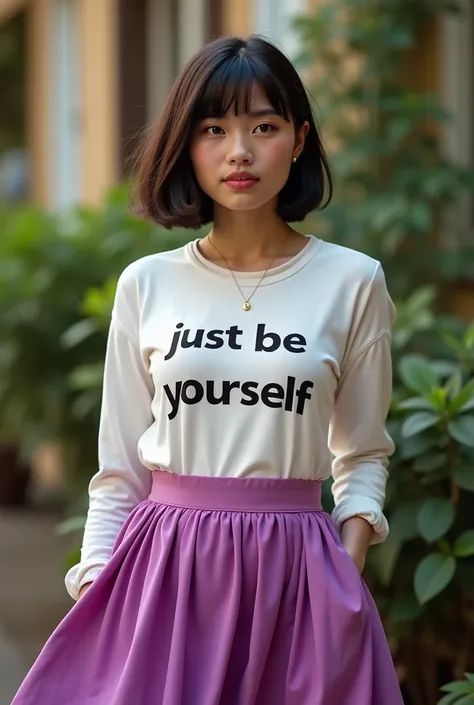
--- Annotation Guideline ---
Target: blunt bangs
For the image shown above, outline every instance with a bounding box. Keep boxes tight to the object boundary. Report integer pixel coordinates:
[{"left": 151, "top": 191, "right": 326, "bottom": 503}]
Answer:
[{"left": 192, "top": 55, "right": 292, "bottom": 124}]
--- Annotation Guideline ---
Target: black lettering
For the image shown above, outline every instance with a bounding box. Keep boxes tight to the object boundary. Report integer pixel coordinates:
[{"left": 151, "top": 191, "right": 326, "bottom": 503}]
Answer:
[
  {"left": 226, "top": 325, "right": 243, "bottom": 350},
  {"left": 205, "top": 330, "right": 225, "bottom": 349},
  {"left": 284, "top": 334, "right": 307, "bottom": 353},
  {"left": 163, "top": 382, "right": 182, "bottom": 420},
  {"left": 207, "top": 380, "right": 240, "bottom": 404},
  {"left": 164, "top": 323, "right": 184, "bottom": 361},
  {"left": 240, "top": 381, "right": 260, "bottom": 406},
  {"left": 182, "top": 380, "right": 204, "bottom": 404},
  {"left": 255, "top": 324, "right": 281, "bottom": 352},
  {"left": 295, "top": 380, "right": 314, "bottom": 415},
  {"left": 261, "top": 383, "right": 284, "bottom": 408},
  {"left": 285, "top": 376, "right": 296, "bottom": 412},
  {"left": 182, "top": 329, "right": 205, "bottom": 349}
]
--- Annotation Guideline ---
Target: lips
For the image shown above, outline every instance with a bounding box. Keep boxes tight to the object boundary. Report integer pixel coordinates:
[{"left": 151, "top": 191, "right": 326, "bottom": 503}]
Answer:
[
  {"left": 224, "top": 171, "right": 259, "bottom": 182},
  {"left": 223, "top": 171, "right": 259, "bottom": 190}
]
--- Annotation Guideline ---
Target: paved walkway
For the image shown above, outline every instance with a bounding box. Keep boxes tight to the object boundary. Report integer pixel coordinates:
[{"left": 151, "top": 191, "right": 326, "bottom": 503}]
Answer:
[{"left": 0, "top": 507, "right": 72, "bottom": 704}]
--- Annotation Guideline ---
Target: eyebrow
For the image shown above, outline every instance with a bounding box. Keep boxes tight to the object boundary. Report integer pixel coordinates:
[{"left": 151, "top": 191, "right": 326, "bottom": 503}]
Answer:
[{"left": 247, "top": 109, "right": 279, "bottom": 117}]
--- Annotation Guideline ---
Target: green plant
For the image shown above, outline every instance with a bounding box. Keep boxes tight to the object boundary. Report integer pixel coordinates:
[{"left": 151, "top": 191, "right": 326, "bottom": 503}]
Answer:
[
  {"left": 297, "top": 0, "right": 474, "bottom": 298},
  {"left": 295, "top": 2, "right": 474, "bottom": 700},
  {"left": 0, "top": 184, "right": 193, "bottom": 490},
  {"left": 438, "top": 673, "right": 474, "bottom": 705},
  {"left": 364, "top": 324, "right": 474, "bottom": 704}
]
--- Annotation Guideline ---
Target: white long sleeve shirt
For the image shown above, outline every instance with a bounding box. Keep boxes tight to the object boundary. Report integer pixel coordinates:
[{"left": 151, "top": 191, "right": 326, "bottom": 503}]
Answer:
[{"left": 65, "top": 235, "right": 396, "bottom": 601}]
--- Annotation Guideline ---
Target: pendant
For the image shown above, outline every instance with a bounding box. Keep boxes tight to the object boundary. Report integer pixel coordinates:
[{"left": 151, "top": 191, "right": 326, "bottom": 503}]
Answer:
[{"left": 243, "top": 301, "right": 251, "bottom": 311}]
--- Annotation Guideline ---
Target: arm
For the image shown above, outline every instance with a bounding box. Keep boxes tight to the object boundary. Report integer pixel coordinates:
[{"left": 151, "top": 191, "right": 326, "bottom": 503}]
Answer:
[
  {"left": 65, "top": 266, "right": 154, "bottom": 601},
  {"left": 329, "top": 263, "right": 395, "bottom": 572}
]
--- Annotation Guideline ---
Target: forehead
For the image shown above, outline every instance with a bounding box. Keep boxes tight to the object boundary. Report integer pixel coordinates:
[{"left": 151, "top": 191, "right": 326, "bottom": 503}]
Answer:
[{"left": 193, "top": 73, "right": 291, "bottom": 122}]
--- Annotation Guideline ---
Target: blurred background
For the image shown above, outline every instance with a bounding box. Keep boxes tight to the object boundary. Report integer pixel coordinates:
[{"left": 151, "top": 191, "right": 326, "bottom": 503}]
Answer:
[{"left": 0, "top": 0, "right": 473, "bottom": 703}]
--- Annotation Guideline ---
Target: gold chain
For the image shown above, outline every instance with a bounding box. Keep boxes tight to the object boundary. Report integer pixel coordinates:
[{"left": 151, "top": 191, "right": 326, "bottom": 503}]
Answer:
[{"left": 206, "top": 235, "right": 284, "bottom": 311}]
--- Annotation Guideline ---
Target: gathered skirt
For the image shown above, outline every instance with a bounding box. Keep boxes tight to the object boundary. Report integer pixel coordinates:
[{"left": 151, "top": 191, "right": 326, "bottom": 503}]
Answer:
[{"left": 12, "top": 470, "right": 404, "bottom": 704}]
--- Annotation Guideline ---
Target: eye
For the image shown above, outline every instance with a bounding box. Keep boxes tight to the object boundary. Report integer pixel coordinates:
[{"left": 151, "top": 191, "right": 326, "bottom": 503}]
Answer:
[
  {"left": 204, "top": 126, "right": 225, "bottom": 136},
  {"left": 253, "top": 123, "right": 277, "bottom": 134}
]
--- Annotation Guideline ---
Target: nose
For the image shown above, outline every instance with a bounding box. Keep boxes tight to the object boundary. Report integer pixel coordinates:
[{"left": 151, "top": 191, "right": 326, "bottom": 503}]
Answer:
[{"left": 226, "top": 135, "right": 253, "bottom": 166}]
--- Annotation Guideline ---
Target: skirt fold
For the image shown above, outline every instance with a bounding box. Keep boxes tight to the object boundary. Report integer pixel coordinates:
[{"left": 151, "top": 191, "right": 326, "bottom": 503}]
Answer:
[{"left": 12, "top": 471, "right": 403, "bottom": 705}]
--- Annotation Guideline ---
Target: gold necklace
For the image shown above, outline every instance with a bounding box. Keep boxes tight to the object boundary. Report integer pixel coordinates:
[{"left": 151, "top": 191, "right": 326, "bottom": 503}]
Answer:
[{"left": 206, "top": 235, "right": 285, "bottom": 311}]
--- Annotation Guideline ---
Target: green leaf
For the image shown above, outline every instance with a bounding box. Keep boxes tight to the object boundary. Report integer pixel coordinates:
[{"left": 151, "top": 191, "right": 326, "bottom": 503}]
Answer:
[
  {"left": 399, "top": 434, "right": 438, "bottom": 459},
  {"left": 441, "top": 682, "right": 474, "bottom": 694},
  {"left": 438, "top": 694, "right": 463, "bottom": 705},
  {"left": 60, "top": 318, "right": 98, "bottom": 349},
  {"left": 399, "top": 354, "right": 438, "bottom": 394},
  {"left": 465, "top": 325, "right": 474, "bottom": 350},
  {"left": 398, "top": 396, "right": 435, "bottom": 412},
  {"left": 466, "top": 674, "right": 474, "bottom": 686},
  {"left": 447, "top": 369, "right": 463, "bottom": 400},
  {"left": 450, "top": 379, "right": 474, "bottom": 413},
  {"left": 370, "top": 540, "right": 401, "bottom": 587},
  {"left": 427, "top": 387, "right": 449, "bottom": 410},
  {"left": 453, "top": 531, "right": 474, "bottom": 558},
  {"left": 448, "top": 416, "right": 474, "bottom": 447},
  {"left": 413, "top": 452, "right": 447, "bottom": 473},
  {"left": 414, "top": 553, "right": 456, "bottom": 604},
  {"left": 417, "top": 498, "right": 455, "bottom": 542},
  {"left": 402, "top": 412, "right": 439, "bottom": 437},
  {"left": 453, "top": 466, "right": 474, "bottom": 492},
  {"left": 389, "top": 502, "right": 422, "bottom": 542},
  {"left": 456, "top": 695, "right": 474, "bottom": 705}
]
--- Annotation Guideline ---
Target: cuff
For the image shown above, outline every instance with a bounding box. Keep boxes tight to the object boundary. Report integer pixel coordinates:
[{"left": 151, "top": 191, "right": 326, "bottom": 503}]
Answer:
[
  {"left": 331, "top": 495, "right": 389, "bottom": 545},
  {"left": 64, "top": 563, "right": 104, "bottom": 601}
]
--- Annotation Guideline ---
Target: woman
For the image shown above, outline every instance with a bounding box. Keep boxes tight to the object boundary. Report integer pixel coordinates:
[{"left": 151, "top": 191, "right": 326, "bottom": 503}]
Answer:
[{"left": 13, "top": 35, "right": 404, "bottom": 704}]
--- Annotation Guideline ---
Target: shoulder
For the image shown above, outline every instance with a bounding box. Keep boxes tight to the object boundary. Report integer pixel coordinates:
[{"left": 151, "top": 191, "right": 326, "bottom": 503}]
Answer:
[
  {"left": 314, "top": 239, "right": 383, "bottom": 288},
  {"left": 309, "top": 238, "right": 395, "bottom": 326},
  {"left": 112, "top": 241, "right": 191, "bottom": 334},
  {"left": 117, "top": 241, "right": 191, "bottom": 291}
]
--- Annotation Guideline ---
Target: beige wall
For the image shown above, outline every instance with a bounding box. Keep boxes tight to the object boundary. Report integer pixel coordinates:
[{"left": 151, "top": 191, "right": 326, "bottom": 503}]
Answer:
[
  {"left": 25, "top": 0, "right": 119, "bottom": 206},
  {"left": 79, "top": 0, "right": 118, "bottom": 205},
  {"left": 221, "top": 0, "right": 252, "bottom": 36},
  {"left": 27, "top": 0, "right": 51, "bottom": 206}
]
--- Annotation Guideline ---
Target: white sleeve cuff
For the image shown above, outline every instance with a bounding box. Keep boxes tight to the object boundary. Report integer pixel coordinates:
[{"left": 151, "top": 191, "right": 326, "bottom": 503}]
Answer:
[
  {"left": 331, "top": 494, "right": 389, "bottom": 545},
  {"left": 65, "top": 563, "right": 105, "bottom": 602}
]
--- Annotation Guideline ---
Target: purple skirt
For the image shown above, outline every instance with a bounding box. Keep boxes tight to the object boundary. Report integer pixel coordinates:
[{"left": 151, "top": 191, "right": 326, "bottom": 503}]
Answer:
[{"left": 12, "top": 471, "right": 403, "bottom": 704}]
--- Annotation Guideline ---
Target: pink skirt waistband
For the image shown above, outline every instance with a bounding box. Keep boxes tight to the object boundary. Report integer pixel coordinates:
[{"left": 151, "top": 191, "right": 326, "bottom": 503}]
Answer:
[{"left": 148, "top": 470, "right": 323, "bottom": 513}]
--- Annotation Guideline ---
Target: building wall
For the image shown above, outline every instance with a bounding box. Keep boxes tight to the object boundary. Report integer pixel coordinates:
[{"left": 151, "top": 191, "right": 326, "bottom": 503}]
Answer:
[
  {"left": 79, "top": 0, "right": 118, "bottom": 205},
  {"left": 27, "top": 0, "right": 51, "bottom": 206},
  {"left": 24, "top": 0, "right": 118, "bottom": 206}
]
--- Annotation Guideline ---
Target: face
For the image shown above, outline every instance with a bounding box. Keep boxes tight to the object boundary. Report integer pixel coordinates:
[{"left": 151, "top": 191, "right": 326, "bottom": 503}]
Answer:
[{"left": 189, "top": 84, "right": 309, "bottom": 215}]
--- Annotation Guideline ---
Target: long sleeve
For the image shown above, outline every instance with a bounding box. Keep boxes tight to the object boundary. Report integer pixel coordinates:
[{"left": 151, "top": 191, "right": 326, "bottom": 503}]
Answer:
[
  {"left": 329, "top": 262, "right": 396, "bottom": 545},
  {"left": 65, "top": 267, "right": 154, "bottom": 600}
]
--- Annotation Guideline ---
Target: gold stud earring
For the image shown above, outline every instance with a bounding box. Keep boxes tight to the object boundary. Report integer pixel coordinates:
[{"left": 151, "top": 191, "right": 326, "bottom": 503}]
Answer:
[{"left": 292, "top": 156, "right": 297, "bottom": 163}]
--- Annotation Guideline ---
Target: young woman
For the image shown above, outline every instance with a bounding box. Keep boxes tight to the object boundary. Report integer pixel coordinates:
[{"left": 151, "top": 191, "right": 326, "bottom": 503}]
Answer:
[{"left": 13, "top": 35, "right": 404, "bottom": 704}]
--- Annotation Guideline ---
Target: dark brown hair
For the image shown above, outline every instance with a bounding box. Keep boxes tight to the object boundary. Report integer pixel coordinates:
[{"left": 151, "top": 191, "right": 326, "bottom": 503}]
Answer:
[{"left": 134, "top": 35, "right": 333, "bottom": 229}]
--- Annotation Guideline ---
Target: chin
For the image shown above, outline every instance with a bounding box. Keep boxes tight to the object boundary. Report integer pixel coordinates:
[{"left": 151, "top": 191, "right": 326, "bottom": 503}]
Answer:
[{"left": 214, "top": 193, "right": 278, "bottom": 213}]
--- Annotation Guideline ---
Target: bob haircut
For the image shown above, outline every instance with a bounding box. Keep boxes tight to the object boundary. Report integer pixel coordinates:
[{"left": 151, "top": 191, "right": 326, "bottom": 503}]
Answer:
[{"left": 135, "top": 35, "right": 333, "bottom": 229}]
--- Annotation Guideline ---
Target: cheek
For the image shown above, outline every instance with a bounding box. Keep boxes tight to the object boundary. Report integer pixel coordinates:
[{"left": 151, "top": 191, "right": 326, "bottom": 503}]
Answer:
[
  {"left": 264, "top": 139, "right": 293, "bottom": 168},
  {"left": 190, "top": 142, "right": 220, "bottom": 173}
]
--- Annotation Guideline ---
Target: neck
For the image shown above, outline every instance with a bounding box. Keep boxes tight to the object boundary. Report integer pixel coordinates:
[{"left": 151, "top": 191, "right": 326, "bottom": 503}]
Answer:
[{"left": 209, "top": 203, "right": 295, "bottom": 264}]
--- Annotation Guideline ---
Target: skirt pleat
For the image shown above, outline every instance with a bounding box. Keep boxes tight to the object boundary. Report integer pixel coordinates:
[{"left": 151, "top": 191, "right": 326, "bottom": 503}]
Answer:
[{"left": 12, "top": 471, "right": 404, "bottom": 705}]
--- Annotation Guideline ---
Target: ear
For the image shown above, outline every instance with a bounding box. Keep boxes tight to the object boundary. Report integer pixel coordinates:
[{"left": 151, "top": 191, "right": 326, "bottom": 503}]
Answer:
[{"left": 294, "top": 121, "right": 310, "bottom": 158}]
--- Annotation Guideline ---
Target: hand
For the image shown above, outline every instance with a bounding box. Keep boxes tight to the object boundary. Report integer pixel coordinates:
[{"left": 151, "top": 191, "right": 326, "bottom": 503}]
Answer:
[
  {"left": 344, "top": 547, "right": 366, "bottom": 575},
  {"left": 78, "top": 582, "right": 93, "bottom": 600},
  {"left": 340, "top": 516, "right": 373, "bottom": 575}
]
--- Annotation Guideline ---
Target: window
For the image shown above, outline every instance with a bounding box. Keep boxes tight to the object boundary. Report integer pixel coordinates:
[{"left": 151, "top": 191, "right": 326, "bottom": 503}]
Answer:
[
  {"left": 51, "top": 0, "right": 82, "bottom": 208},
  {"left": 252, "top": 0, "right": 307, "bottom": 60},
  {"left": 441, "top": 0, "right": 474, "bottom": 242}
]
